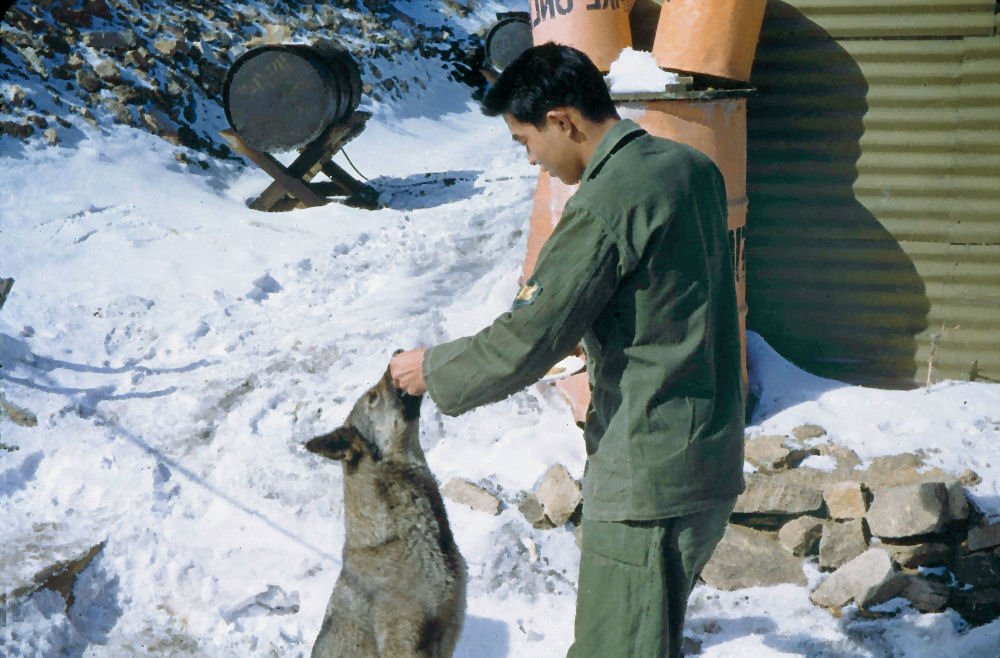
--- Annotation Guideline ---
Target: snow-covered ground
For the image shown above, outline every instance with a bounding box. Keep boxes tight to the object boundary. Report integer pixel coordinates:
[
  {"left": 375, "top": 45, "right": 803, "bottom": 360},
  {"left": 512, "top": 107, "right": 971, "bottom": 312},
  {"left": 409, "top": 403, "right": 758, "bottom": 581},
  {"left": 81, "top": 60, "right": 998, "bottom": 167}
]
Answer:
[{"left": 3, "top": 28, "right": 1000, "bottom": 658}]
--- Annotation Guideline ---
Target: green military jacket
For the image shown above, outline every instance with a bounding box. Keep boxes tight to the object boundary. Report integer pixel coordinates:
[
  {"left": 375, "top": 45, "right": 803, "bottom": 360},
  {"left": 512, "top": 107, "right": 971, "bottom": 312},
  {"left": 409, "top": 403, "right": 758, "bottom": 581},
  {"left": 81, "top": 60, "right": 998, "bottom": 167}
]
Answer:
[{"left": 424, "top": 119, "right": 745, "bottom": 521}]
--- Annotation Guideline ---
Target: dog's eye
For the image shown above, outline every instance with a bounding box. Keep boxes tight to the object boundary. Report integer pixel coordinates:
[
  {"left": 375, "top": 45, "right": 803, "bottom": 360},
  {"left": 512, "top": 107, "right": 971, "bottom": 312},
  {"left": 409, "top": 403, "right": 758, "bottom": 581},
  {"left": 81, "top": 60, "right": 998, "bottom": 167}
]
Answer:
[{"left": 368, "top": 392, "right": 378, "bottom": 405}]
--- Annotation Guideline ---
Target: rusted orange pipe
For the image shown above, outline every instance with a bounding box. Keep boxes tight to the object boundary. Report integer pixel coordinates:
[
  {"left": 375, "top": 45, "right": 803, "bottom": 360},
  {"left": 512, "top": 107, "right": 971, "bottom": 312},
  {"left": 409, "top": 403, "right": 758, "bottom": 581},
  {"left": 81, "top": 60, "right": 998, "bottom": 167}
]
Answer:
[{"left": 652, "top": 0, "right": 766, "bottom": 82}]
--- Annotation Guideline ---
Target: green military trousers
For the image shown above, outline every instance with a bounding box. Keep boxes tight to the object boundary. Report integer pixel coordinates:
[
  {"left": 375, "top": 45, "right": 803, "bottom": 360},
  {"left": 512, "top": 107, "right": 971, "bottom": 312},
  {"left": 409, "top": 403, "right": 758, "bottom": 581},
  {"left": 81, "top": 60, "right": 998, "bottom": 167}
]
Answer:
[{"left": 567, "top": 497, "right": 737, "bottom": 658}]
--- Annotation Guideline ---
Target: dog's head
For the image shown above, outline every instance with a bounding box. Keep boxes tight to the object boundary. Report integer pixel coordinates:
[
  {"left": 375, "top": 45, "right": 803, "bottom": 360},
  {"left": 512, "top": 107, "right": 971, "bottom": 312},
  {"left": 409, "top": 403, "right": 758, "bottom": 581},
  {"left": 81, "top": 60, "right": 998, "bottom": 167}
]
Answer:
[{"left": 306, "top": 365, "right": 423, "bottom": 466}]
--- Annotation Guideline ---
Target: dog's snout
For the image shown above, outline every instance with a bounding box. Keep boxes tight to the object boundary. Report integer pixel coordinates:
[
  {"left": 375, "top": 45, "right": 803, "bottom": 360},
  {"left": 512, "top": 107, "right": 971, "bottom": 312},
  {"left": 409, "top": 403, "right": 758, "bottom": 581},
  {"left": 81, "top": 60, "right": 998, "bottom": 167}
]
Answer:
[{"left": 399, "top": 390, "right": 423, "bottom": 420}]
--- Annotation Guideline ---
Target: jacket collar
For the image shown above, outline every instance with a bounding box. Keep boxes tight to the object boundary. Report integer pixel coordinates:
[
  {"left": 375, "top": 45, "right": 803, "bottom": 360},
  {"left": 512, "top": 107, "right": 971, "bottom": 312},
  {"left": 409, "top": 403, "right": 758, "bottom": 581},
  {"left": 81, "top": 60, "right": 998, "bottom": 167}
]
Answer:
[{"left": 580, "top": 119, "right": 646, "bottom": 184}]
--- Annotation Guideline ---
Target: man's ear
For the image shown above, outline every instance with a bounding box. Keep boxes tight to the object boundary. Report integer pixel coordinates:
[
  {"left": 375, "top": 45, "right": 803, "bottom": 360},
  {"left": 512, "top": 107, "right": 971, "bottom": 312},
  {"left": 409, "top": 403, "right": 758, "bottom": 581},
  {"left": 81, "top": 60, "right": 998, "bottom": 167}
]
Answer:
[
  {"left": 305, "top": 426, "right": 380, "bottom": 463},
  {"left": 545, "top": 108, "right": 574, "bottom": 135}
]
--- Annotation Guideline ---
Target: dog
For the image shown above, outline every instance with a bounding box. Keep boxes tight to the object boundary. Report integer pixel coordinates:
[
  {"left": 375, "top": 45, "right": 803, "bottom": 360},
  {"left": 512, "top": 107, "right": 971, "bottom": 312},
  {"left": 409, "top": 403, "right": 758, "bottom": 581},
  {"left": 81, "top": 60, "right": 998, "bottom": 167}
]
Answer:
[{"left": 305, "top": 366, "right": 467, "bottom": 658}]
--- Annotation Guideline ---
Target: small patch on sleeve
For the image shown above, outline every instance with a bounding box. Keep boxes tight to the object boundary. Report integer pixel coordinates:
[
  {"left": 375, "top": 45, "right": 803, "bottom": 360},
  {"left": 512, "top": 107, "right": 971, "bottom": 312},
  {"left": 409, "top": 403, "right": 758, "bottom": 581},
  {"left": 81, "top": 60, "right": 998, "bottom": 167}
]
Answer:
[{"left": 512, "top": 277, "right": 542, "bottom": 309}]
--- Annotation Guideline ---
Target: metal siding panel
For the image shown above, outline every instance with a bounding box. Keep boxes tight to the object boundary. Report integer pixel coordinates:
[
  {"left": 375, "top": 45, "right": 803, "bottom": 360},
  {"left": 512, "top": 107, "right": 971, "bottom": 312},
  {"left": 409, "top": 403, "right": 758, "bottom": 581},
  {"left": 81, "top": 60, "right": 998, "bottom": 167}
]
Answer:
[
  {"left": 747, "top": 4, "right": 1000, "bottom": 388},
  {"left": 952, "top": 37, "right": 1000, "bottom": 247},
  {"left": 766, "top": 0, "right": 996, "bottom": 38}
]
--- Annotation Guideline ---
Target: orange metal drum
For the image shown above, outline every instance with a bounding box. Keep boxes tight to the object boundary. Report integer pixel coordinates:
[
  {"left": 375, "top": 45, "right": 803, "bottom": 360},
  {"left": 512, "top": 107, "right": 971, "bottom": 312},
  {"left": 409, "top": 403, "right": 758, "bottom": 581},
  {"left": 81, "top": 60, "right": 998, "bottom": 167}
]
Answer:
[
  {"left": 529, "top": 0, "right": 632, "bottom": 72},
  {"left": 619, "top": 97, "right": 747, "bottom": 201},
  {"left": 523, "top": 170, "right": 577, "bottom": 282},
  {"left": 651, "top": 0, "right": 766, "bottom": 82}
]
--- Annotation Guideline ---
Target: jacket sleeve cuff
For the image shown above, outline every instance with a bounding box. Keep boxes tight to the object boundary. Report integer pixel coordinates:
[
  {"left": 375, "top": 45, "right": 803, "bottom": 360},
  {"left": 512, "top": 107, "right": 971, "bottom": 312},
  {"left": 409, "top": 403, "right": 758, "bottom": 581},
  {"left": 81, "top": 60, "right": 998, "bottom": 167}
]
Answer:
[{"left": 423, "top": 340, "right": 470, "bottom": 416}]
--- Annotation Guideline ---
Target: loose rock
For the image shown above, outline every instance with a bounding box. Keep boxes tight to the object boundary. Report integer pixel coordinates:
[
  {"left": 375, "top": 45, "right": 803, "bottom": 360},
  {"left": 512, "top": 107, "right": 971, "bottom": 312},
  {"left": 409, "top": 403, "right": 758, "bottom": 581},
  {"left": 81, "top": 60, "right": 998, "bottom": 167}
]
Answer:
[
  {"left": 745, "top": 435, "right": 818, "bottom": 472},
  {"left": 533, "top": 464, "right": 582, "bottom": 527},
  {"left": 949, "top": 586, "right": 1000, "bottom": 627},
  {"left": 778, "top": 516, "right": 823, "bottom": 557},
  {"left": 861, "top": 453, "right": 924, "bottom": 488},
  {"left": 82, "top": 30, "right": 134, "bottom": 53},
  {"left": 65, "top": 53, "right": 86, "bottom": 71},
  {"left": 140, "top": 108, "right": 176, "bottom": 136},
  {"left": 733, "top": 473, "right": 824, "bottom": 525},
  {"left": 517, "top": 493, "right": 554, "bottom": 530},
  {"left": 819, "top": 519, "right": 868, "bottom": 570},
  {"left": 824, "top": 481, "right": 867, "bottom": 520},
  {"left": 959, "top": 469, "right": 982, "bottom": 487},
  {"left": 0, "top": 121, "right": 32, "bottom": 140},
  {"left": 952, "top": 549, "right": 1000, "bottom": 589},
  {"left": 967, "top": 522, "right": 1000, "bottom": 553},
  {"left": 701, "top": 524, "right": 807, "bottom": 589},
  {"left": 899, "top": 574, "right": 949, "bottom": 613},
  {"left": 153, "top": 38, "right": 182, "bottom": 57},
  {"left": 944, "top": 480, "right": 970, "bottom": 523},
  {"left": 76, "top": 68, "right": 102, "bottom": 93},
  {"left": 809, "top": 548, "right": 905, "bottom": 609},
  {"left": 123, "top": 49, "right": 150, "bottom": 70},
  {"left": 440, "top": 478, "right": 501, "bottom": 516},
  {"left": 102, "top": 98, "right": 131, "bottom": 125},
  {"left": 18, "top": 47, "right": 49, "bottom": 79},
  {"left": 882, "top": 541, "right": 950, "bottom": 569},
  {"left": 792, "top": 424, "right": 826, "bottom": 440},
  {"left": 9, "top": 85, "right": 27, "bottom": 106},
  {"left": 94, "top": 59, "right": 120, "bottom": 82},
  {"left": 43, "top": 127, "right": 59, "bottom": 145},
  {"left": 866, "top": 482, "right": 950, "bottom": 539}
]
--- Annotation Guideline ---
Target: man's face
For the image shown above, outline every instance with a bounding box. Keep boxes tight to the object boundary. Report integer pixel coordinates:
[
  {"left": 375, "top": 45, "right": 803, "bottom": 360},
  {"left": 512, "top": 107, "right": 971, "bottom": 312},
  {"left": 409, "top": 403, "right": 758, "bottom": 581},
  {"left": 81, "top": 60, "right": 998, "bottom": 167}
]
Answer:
[{"left": 503, "top": 113, "right": 582, "bottom": 185}]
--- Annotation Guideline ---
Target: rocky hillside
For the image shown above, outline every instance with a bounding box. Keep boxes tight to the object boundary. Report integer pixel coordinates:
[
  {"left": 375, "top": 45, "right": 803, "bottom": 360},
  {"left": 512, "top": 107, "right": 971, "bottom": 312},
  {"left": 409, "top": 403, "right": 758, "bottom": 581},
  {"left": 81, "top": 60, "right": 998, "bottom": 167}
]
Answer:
[{"left": 1, "top": 0, "right": 497, "bottom": 158}]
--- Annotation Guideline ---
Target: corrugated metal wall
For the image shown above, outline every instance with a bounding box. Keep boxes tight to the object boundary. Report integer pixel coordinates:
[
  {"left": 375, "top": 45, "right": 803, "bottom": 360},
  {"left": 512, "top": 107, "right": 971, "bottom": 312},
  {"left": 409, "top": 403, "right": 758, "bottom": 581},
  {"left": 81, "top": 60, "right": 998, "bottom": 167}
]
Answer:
[{"left": 746, "top": 0, "right": 1000, "bottom": 387}]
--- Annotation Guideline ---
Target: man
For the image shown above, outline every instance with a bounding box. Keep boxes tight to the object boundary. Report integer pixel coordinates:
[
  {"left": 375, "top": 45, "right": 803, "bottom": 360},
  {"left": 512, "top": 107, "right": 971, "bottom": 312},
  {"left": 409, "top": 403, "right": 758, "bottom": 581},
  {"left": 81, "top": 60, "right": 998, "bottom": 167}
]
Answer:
[{"left": 390, "top": 43, "right": 745, "bottom": 657}]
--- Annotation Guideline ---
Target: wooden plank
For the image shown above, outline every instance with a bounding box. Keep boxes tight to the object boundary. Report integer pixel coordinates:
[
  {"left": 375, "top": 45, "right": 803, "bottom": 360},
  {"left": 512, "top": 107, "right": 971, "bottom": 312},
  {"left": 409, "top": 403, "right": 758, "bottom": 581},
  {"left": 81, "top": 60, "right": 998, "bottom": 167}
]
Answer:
[
  {"left": 247, "top": 112, "right": 371, "bottom": 210},
  {"left": 0, "top": 277, "right": 13, "bottom": 311},
  {"left": 220, "top": 130, "right": 328, "bottom": 210},
  {"left": 320, "top": 161, "right": 368, "bottom": 196}
]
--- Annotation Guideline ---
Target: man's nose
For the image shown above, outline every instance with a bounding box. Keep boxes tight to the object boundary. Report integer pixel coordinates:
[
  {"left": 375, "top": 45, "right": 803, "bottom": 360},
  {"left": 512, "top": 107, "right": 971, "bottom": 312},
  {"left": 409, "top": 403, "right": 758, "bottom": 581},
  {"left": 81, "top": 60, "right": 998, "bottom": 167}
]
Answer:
[{"left": 526, "top": 149, "right": 536, "bottom": 165}]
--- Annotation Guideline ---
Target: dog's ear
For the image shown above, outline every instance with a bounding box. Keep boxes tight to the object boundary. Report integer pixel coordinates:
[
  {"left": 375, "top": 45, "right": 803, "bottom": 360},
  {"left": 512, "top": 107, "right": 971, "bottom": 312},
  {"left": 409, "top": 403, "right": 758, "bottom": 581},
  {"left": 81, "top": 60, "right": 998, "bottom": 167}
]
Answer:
[{"left": 306, "top": 426, "right": 380, "bottom": 464}]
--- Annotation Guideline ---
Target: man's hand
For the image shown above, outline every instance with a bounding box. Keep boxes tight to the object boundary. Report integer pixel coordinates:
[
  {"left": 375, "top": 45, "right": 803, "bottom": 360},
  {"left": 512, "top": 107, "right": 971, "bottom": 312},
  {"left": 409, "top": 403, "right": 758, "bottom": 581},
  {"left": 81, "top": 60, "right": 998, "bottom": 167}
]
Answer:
[{"left": 390, "top": 348, "right": 427, "bottom": 396}]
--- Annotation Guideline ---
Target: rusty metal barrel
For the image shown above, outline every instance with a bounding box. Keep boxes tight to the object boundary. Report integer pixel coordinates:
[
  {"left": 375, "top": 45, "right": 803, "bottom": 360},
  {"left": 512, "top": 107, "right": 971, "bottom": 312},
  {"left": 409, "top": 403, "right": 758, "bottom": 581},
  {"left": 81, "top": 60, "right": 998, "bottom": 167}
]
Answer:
[
  {"left": 485, "top": 12, "right": 534, "bottom": 72},
  {"left": 223, "top": 41, "right": 361, "bottom": 153},
  {"left": 529, "top": 0, "right": 632, "bottom": 72}
]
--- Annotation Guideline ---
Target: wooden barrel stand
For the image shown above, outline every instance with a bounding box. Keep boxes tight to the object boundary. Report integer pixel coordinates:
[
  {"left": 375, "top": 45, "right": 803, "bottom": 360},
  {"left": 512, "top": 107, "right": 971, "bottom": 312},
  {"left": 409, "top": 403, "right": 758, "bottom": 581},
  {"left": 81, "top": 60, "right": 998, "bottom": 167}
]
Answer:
[{"left": 221, "top": 111, "right": 377, "bottom": 211}]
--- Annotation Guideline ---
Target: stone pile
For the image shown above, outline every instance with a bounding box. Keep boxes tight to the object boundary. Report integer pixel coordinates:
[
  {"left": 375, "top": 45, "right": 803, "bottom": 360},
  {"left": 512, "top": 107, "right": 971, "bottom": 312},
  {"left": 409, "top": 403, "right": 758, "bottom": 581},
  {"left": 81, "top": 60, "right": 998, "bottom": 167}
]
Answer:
[
  {"left": 701, "top": 425, "right": 999, "bottom": 625},
  {"left": 442, "top": 423, "right": 1000, "bottom": 627},
  {"left": 1, "top": 0, "right": 487, "bottom": 155}
]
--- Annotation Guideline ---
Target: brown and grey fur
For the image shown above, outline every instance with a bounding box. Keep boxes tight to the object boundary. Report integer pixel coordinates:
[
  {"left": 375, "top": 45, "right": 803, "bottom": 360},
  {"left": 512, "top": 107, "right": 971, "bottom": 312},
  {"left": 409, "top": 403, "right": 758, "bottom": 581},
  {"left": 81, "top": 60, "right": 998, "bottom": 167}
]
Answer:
[{"left": 305, "top": 367, "right": 467, "bottom": 658}]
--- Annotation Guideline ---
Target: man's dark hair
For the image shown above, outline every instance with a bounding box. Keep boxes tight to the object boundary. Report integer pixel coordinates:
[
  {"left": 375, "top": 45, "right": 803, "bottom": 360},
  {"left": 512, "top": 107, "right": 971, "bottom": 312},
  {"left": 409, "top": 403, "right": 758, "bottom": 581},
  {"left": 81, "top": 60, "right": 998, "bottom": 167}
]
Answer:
[{"left": 481, "top": 43, "right": 618, "bottom": 127}]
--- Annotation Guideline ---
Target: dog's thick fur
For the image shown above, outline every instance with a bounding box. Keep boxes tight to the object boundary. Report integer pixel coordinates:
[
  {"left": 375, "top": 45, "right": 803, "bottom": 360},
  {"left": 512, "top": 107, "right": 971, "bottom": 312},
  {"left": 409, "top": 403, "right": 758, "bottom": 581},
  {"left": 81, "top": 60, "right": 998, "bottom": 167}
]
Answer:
[{"left": 305, "top": 367, "right": 467, "bottom": 658}]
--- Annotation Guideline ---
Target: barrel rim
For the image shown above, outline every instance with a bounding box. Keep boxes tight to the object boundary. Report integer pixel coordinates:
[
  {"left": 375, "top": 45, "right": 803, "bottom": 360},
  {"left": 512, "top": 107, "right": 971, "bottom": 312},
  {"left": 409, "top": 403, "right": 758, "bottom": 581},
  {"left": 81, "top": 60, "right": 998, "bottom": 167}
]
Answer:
[{"left": 484, "top": 13, "right": 532, "bottom": 72}]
